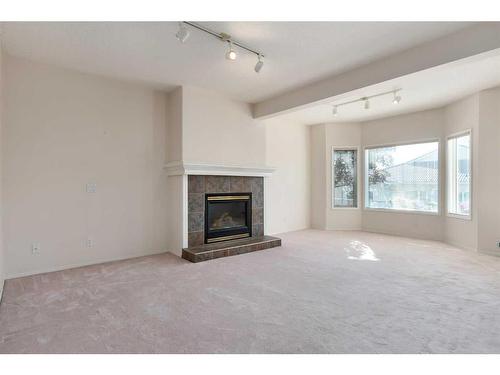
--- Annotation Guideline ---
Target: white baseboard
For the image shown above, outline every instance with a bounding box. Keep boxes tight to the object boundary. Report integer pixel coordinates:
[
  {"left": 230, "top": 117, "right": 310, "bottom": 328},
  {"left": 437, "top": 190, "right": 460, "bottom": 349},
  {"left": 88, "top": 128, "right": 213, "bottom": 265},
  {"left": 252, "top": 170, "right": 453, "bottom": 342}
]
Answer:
[
  {"left": 266, "top": 226, "right": 311, "bottom": 237},
  {"left": 326, "top": 227, "right": 363, "bottom": 231},
  {"left": 477, "top": 249, "right": 500, "bottom": 257},
  {"left": 0, "top": 279, "right": 4, "bottom": 305},
  {"left": 362, "top": 227, "right": 442, "bottom": 242},
  {"left": 6, "top": 250, "right": 168, "bottom": 280},
  {"left": 444, "top": 240, "right": 477, "bottom": 252},
  {"left": 168, "top": 249, "right": 183, "bottom": 257}
]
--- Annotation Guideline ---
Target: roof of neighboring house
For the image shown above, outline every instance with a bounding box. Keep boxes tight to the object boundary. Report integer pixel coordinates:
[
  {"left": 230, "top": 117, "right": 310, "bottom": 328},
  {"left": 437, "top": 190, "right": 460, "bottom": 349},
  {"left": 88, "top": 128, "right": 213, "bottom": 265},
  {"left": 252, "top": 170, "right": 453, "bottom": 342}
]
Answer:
[{"left": 377, "top": 148, "right": 469, "bottom": 185}]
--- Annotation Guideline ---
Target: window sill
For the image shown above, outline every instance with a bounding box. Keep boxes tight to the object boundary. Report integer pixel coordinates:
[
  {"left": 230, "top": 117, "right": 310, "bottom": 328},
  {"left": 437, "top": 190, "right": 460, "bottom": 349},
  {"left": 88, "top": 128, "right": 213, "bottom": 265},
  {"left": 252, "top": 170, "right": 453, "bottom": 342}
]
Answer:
[
  {"left": 331, "top": 206, "right": 360, "bottom": 210},
  {"left": 363, "top": 207, "right": 440, "bottom": 216},
  {"left": 446, "top": 213, "right": 472, "bottom": 221}
]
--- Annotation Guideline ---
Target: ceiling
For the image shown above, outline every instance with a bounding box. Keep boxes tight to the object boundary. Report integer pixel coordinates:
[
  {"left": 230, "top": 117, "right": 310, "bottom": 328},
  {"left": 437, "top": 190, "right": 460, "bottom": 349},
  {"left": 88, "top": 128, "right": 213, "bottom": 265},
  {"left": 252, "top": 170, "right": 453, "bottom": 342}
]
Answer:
[
  {"left": 1, "top": 21, "right": 473, "bottom": 103},
  {"left": 269, "top": 49, "right": 500, "bottom": 125}
]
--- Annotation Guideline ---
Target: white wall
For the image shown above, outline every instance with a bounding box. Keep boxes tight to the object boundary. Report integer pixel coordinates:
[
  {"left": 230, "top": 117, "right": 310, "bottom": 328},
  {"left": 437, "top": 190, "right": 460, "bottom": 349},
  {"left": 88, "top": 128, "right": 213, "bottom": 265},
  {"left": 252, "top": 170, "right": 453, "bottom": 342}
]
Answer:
[
  {"left": 310, "top": 124, "right": 327, "bottom": 230},
  {"left": 264, "top": 118, "right": 311, "bottom": 234},
  {"left": 166, "top": 175, "right": 186, "bottom": 256},
  {"left": 0, "top": 47, "right": 5, "bottom": 297},
  {"left": 477, "top": 88, "right": 500, "bottom": 254},
  {"left": 165, "top": 87, "right": 186, "bottom": 256},
  {"left": 182, "top": 86, "right": 266, "bottom": 166},
  {"left": 361, "top": 109, "right": 445, "bottom": 241},
  {"left": 166, "top": 87, "right": 183, "bottom": 163},
  {"left": 325, "top": 123, "right": 362, "bottom": 230},
  {"left": 3, "top": 55, "right": 169, "bottom": 277}
]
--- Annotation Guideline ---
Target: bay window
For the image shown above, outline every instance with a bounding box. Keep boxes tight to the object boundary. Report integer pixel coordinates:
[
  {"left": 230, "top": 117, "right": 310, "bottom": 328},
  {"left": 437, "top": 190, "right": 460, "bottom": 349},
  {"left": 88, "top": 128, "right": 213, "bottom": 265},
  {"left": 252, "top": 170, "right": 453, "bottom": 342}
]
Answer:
[{"left": 365, "top": 141, "right": 439, "bottom": 213}]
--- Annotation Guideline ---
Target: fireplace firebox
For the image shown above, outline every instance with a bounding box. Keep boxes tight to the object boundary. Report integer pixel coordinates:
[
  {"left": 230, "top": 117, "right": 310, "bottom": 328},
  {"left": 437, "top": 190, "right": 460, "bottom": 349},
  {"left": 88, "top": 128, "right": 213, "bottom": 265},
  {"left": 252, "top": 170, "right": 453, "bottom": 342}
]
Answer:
[{"left": 205, "top": 193, "right": 252, "bottom": 243}]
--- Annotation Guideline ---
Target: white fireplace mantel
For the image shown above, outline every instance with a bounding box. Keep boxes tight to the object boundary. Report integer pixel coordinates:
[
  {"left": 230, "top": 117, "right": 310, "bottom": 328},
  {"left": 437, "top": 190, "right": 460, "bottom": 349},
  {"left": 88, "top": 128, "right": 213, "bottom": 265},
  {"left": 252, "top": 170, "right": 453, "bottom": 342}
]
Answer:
[{"left": 164, "top": 161, "right": 276, "bottom": 177}]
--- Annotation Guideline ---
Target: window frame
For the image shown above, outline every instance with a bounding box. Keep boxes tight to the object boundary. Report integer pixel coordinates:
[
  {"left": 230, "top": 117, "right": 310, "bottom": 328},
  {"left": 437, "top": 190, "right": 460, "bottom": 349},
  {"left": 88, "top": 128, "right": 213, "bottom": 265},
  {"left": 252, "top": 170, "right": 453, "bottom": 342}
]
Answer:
[
  {"left": 446, "top": 129, "right": 472, "bottom": 220},
  {"left": 332, "top": 146, "right": 360, "bottom": 210},
  {"left": 363, "top": 138, "right": 441, "bottom": 216}
]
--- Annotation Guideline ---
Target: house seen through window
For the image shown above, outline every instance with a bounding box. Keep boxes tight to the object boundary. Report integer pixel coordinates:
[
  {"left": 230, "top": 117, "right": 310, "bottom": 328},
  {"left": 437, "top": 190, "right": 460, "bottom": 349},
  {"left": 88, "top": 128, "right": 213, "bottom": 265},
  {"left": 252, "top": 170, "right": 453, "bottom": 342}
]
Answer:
[{"left": 365, "top": 141, "right": 439, "bottom": 213}]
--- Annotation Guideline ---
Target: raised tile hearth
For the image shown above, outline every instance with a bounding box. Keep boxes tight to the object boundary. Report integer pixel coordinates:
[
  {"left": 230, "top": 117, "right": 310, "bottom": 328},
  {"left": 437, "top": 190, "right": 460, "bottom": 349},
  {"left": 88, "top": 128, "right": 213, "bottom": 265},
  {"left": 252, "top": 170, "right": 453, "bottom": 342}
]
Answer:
[{"left": 182, "top": 235, "right": 282, "bottom": 263}]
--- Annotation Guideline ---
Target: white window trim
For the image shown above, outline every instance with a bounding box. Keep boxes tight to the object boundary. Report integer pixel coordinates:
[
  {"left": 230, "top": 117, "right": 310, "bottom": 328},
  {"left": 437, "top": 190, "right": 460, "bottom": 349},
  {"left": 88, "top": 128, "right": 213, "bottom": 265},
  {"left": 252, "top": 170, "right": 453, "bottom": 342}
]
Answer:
[
  {"left": 363, "top": 138, "right": 441, "bottom": 216},
  {"left": 332, "top": 146, "right": 360, "bottom": 210},
  {"left": 363, "top": 207, "right": 441, "bottom": 216},
  {"left": 446, "top": 129, "right": 472, "bottom": 221}
]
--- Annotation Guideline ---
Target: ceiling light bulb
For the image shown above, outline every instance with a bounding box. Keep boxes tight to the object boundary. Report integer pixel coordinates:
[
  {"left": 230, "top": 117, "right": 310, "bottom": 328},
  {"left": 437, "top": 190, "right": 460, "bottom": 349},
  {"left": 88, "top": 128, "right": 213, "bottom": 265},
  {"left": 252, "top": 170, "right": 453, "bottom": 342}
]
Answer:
[
  {"left": 254, "top": 54, "right": 264, "bottom": 73},
  {"left": 226, "top": 41, "right": 237, "bottom": 61},
  {"left": 364, "top": 99, "right": 370, "bottom": 110},
  {"left": 393, "top": 91, "right": 402, "bottom": 104},
  {"left": 332, "top": 105, "right": 338, "bottom": 116},
  {"left": 175, "top": 22, "right": 190, "bottom": 43}
]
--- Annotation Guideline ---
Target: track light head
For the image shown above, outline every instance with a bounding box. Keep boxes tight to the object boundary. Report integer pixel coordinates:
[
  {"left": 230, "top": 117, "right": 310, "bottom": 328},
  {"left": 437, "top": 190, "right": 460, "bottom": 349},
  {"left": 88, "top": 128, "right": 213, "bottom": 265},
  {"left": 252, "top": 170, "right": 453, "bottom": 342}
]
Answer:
[
  {"left": 332, "top": 105, "right": 338, "bottom": 117},
  {"left": 225, "top": 41, "right": 237, "bottom": 61},
  {"left": 364, "top": 99, "right": 370, "bottom": 110},
  {"left": 254, "top": 54, "right": 264, "bottom": 73},
  {"left": 393, "top": 91, "right": 402, "bottom": 104},
  {"left": 175, "top": 22, "right": 190, "bottom": 43}
]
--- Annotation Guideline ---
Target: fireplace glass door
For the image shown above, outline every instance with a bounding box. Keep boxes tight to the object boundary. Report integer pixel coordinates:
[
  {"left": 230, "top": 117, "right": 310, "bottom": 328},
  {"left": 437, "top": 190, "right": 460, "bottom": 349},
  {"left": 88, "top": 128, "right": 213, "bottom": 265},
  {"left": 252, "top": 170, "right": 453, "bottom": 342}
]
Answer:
[{"left": 205, "top": 193, "right": 252, "bottom": 243}]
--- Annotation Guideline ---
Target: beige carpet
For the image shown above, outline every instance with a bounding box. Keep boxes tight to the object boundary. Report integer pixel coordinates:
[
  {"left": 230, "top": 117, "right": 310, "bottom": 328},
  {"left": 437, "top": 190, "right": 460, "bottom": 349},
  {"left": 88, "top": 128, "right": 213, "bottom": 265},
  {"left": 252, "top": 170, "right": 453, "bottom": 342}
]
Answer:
[{"left": 1, "top": 230, "right": 500, "bottom": 353}]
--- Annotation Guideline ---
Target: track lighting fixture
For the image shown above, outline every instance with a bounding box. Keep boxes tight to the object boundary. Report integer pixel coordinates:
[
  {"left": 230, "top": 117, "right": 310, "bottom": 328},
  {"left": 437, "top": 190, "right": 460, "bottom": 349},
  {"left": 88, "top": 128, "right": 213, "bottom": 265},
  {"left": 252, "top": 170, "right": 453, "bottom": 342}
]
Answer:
[
  {"left": 393, "top": 90, "right": 402, "bottom": 104},
  {"left": 254, "top": 54, "right": 264, "bottom": 73},
  {"left": 225, "top": 41, "right": 237, "bottom": 61},
  {"left": 175, "top": 22, "right": 190, "bottom": 43},
  {"left": 330, "top": 89, "right": 402, "bottom": 117},
  {"left": 175, "top": 22, "right": 265, "bottom": 73}
]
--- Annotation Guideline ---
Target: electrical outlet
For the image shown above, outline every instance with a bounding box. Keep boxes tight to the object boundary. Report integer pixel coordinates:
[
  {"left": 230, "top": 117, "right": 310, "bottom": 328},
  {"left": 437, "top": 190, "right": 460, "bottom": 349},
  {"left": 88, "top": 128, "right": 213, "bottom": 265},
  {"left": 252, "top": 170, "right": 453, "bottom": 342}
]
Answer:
[
  {"left": 32, "top": 243, "right": 41, "bottom": 255},
  {"left": 86, "top": 238, "right": 94, "bottom": 248}
]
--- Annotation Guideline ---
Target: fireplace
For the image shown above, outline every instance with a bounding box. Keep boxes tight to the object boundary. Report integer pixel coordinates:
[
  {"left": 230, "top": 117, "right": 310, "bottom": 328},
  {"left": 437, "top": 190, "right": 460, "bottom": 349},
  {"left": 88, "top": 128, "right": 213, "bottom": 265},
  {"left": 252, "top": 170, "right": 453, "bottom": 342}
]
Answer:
[
  {"left": 182, "top": 175, "right": 281, "bottom": 262},
  {"left": 205, "top": 193, "right": 252, "bottom": 243},
  {"left": 187, "top": 176, "right": 264, "bottom": 247}
]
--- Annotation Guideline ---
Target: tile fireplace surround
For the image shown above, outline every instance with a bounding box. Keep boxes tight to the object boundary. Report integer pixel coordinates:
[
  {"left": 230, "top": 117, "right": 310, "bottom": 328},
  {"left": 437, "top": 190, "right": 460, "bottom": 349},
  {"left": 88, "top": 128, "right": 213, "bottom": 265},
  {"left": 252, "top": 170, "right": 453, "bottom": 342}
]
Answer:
[
  {"left": 188, "top": 175, "right": 264, "bottom": 247},
  {"left": 164, "top": 162, "right": 278, "bottom": 259}
]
